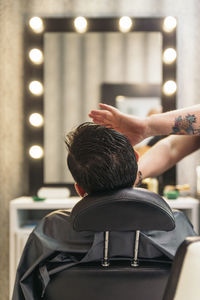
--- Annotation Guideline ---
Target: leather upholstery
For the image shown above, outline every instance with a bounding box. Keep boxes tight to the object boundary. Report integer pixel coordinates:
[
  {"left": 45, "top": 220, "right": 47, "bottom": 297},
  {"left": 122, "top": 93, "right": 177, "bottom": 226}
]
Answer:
[
  {"left": 70, "top": 188, "right": 175, "bottom": 232},
  {"left": 44, "top": 188, "right": 175, "bottom": 300},
  {"left": 44, "top": 260, "right": 171, "bottom": 300}
]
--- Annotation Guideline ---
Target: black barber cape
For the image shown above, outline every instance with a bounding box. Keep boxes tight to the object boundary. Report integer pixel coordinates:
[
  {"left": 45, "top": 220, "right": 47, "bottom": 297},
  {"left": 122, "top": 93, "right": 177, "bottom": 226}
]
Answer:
[{"left": 12, "top": 209, "right": 196, "bottom": 300}]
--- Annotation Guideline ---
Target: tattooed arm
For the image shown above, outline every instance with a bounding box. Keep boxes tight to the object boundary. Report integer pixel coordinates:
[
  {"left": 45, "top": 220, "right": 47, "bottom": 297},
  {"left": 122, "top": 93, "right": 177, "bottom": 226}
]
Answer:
[
  {"left": 146, "top": 105, "right": 200, "bottom": 136},
  {"left": 89, "top": 104, "right": 200, "bottom": 146}
]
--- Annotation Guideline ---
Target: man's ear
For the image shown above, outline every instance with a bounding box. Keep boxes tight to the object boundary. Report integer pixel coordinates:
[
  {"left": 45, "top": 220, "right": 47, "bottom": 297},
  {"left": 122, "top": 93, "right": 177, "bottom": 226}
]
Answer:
[
  {"left": 134, "top": 150, "right": 139, "bottom": 162},
  {"left": 74, "top": 183, "right": 86, "bottom": 197}
]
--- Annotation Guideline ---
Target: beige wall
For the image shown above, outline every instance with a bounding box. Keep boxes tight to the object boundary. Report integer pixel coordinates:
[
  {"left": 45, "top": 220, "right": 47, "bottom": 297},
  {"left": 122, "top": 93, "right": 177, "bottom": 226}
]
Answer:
[
  {"left": 1, "top": 0, "right": 200, "bottom": 299},
  {"left": 0, "top": 1, "right": 27, "bottom": 299}
]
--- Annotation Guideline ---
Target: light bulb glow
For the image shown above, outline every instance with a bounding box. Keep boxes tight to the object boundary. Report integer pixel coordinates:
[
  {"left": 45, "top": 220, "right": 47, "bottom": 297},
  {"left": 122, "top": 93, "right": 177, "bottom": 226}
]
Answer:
[
  {"left": 29, "top": 81, "right": 43, "bottom": 96},
  {"left": 74, "top": 16, "right": 87, "bottom": 33},
  {"left": 163, "top": 48, "right": 177, "bottom": 64},
  {"left": 29, "top": 48, "right": 43, "bottom": 64},
  {"left": 163, "top": 80, "right": 177, "bottom": 96},
  {"left": 116, "top": 95, "right": 125, "bottom": 102},
  {"left": 29, "top": 145, "right": 43, "bottom": 159},
  {"left": 29, "top": 17, "right": 44, "bottom": 33},
  {"left": 119, "top": 16, "right": 133, "bottom": 33},
  {"left": 29, "top": 113, "right": 44, "bottom": 127},
  {"left": 163, "top": 16, "right": 177, "bottom": 33}
]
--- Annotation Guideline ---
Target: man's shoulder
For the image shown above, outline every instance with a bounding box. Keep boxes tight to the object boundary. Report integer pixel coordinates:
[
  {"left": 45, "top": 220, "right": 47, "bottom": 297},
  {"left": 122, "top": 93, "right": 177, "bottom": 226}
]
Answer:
[
  {"left": 172, "top": 209, "right": 197, "bottom": 237},
  {"left": 44, "top": 209, "right": 71, "bottom": 222},
  {"left": 33, "top": 209, "right": 72, "bottom": 241}
]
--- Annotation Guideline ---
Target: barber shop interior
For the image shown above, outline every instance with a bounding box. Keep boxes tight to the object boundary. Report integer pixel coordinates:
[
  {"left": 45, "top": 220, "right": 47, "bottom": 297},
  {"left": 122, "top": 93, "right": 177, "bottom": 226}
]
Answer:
[{"left": 2, "top": 0, "right": 200, "bottom": 299}]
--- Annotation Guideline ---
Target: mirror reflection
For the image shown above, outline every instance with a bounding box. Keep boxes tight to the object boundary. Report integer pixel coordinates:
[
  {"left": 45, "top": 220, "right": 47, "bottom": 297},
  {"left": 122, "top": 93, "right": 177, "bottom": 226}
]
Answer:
[{"left": 44, "top": 32, "right": 162, "bottom": 183}]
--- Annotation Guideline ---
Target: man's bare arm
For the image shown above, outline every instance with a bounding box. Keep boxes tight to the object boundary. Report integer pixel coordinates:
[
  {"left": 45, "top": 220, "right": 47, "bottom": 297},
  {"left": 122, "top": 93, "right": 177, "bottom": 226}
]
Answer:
[
  {"left": 89, "top": 104, "right": 200, "bottom": 146},
  {"left": 146, "top": 105, "right": 200, "bottom": 137},
  {"left": 137, "top": 135, "right": 200, "bottom": 180}
]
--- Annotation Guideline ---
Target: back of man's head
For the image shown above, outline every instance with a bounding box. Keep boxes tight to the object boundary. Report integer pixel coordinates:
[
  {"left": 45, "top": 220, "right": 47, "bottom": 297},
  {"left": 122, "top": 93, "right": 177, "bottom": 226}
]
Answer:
[{"left": 65, "top": 122, "right": 138, "bottom": 194}]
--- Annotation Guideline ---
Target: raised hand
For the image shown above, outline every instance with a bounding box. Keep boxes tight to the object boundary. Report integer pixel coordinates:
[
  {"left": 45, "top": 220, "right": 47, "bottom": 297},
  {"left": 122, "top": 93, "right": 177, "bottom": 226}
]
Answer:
[{"left": 89, "top": 103, "right": 148, "bottom": 146}]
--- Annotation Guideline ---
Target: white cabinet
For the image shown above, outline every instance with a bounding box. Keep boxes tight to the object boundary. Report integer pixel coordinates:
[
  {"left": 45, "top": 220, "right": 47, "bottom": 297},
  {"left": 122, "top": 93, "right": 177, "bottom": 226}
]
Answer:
[
  {"left": 9, "top": 196, "right": 80, "bottom": 299},
  {"left": 165, "top": 197, "right": 199, "bottom": 234},
  {"left": 9, "top": 195, "right": 199, "bottom": 299}
]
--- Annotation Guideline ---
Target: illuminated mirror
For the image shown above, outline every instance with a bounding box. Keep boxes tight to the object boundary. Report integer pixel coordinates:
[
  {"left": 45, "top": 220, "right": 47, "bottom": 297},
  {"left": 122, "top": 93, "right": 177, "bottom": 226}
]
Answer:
[{"left": 24, "top": 17, "right": 176, "bottom": 194}]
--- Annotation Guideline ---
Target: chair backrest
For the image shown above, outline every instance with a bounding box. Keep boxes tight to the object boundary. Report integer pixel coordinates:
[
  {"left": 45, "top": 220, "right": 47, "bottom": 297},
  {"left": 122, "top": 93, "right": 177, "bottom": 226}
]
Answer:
[
  {"left": 163, "top": 236, "right": 200, "bottom": 300},
  {"left": 44, "top": 260, "right": 171, "bottom": 300},
  {"left": 70, "top": 187, "right": 175, "bottom": 232},
  {"left": 44, "top": 188, "right": 175, "bottom": 300}
]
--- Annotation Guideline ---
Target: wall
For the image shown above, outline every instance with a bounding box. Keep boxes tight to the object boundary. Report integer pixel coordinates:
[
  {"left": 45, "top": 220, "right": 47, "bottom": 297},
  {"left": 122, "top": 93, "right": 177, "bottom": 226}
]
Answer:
[
  {"left": 1, "top": 0, "right": 200, "bottom": 299},
  {"left": 0, "top": 1, "right": 26, "bottom": 299}
]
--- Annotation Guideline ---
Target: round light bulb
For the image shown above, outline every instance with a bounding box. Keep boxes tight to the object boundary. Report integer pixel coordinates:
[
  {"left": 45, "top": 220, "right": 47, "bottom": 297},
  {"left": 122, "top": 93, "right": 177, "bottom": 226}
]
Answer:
[
  {"left": 29, "top": 145, "right": 43, "bottom": 159},
  {"left": 163, "top": 48, "right": 177, "bottom": 64},
  {"left": 29, "top": 113, "right": 44, "bottom": 127},
  {"left": 163, "top": 16, "right": 177, "bottom": 33},
  {"left": 29, "top": 17, "right": 44, "bottom": 33},
  {"left": 119, "top": 16, "right": 133, "bottom": 33},
  {"left": 163, "top": 80, "right": 177, "bottom": 96},
  {"left": 29, "top": 81, "right": 43, "bottom": 96},
  {"left": 29, "top": 48, "right": 43, "bottom": 64},
  {"left": 74, "top": 16, "right": 87, "bottom": 33}
]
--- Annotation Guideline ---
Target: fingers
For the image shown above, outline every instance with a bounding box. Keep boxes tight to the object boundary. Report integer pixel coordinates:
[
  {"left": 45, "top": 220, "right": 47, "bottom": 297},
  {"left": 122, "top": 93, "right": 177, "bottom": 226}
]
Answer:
[
  {"left": 89, "top": 109, "right": 112, "bottom": 121},
  {"left": 88, "top": 110, "right": 104, "bottom": 118},
  {"left": 89, "top": 103, "right": 117, "bottom": 117},
  {"left": 99, "top": 103, "right": 117, "bottom": 113},
  {"left": 90, "top": 116, "right": 112, "bottom": 128},
  {"left": 90, "top": 116, "right": 105, "bottom": 124},
  {"left": 90, "top": 115, "right": 111, "bottom": 126},
  {"left": 89, "top": 110, "right": 113, "bottom": 127},
  {"left": 89, "top": 103, "right": 117, "bottom": 119},
  {"left": 89, "top": 103, "right": 118, "bottom": 128}
]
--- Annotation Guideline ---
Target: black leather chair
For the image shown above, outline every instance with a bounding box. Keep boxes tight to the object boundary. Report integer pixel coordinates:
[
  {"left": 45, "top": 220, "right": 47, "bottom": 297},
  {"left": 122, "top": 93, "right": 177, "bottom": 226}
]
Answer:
[{"left": 44, "top": 188, "right": 175, "bottom": 300}]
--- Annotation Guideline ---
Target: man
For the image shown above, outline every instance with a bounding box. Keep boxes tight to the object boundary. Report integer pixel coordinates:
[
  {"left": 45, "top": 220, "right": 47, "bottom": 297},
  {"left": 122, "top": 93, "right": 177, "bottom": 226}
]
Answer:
[
  {"left": 66, "top": 122, "right": 138, "bottom": 195},
  {"left": 89, "top": 103, "right": 200, "bottom": 183},
  {"left": 12, "top": 122, "right": 196, "bottom": 300}
]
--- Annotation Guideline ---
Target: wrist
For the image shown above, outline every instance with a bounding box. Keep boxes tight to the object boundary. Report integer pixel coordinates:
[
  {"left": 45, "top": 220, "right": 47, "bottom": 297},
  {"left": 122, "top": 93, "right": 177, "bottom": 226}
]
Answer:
[
  {"left": 145, "top": 115, "right": 156, "bottom": 137},
  {"left": 146, "top": 113, "right": 172, "bottom": 137}
]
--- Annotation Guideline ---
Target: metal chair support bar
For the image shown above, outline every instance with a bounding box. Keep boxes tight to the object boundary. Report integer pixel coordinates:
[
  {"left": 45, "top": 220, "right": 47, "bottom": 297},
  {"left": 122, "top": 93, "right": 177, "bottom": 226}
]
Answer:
[
  {"left": 131, "top": 230, "right": 140, "bottom": 267},
  {"left": 102, "top": 231, "right": 110, "bottom": 267}
]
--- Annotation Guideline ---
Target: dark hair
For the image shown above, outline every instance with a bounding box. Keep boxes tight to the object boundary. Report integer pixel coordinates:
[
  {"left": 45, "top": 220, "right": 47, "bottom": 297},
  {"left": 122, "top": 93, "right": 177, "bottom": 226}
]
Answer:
[{"left": 65, "top": 122, "right": 138, "bottom": 194}]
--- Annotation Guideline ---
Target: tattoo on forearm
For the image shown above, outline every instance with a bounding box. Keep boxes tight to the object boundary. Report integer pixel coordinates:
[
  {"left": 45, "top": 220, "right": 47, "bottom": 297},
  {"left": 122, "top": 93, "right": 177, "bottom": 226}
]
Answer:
[{"left": 171, "top": 114, "right": 200, "bottom": 135}]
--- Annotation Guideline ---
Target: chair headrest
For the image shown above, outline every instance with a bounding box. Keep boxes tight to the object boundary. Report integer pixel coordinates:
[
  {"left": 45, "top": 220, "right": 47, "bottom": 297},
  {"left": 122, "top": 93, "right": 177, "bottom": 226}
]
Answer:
[{"left": 70, "top": 188, "right": 175, "bottom": 232}]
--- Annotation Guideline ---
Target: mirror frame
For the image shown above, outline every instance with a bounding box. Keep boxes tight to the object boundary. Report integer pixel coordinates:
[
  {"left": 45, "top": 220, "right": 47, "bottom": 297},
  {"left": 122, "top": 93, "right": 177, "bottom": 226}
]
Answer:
[{"left": 24, "top": 17, "right": 176, "bottom": 195}]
